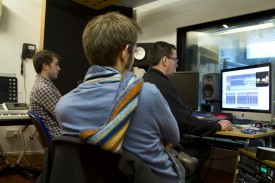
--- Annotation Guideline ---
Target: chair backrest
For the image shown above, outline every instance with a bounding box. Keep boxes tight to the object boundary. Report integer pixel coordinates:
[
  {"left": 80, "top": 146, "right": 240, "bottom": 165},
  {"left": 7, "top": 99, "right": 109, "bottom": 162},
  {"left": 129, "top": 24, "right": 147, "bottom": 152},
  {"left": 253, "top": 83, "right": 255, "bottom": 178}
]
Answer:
[
  {"left": 48, "top": 136, "right": 130, "bottom": 183},
  {"left": 27, "top": 110, "right": 51, "bottom": 148},
  {"left": 46, "top": 136, "right": 161, "bottom": 183}
]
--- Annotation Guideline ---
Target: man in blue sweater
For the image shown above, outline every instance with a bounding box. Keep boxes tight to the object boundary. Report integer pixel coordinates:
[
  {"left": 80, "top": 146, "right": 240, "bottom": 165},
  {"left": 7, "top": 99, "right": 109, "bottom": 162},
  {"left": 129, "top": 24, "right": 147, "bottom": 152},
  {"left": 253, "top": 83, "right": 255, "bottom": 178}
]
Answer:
[{"left": 56, "top": 13, "right": 184, "bottom": 183}]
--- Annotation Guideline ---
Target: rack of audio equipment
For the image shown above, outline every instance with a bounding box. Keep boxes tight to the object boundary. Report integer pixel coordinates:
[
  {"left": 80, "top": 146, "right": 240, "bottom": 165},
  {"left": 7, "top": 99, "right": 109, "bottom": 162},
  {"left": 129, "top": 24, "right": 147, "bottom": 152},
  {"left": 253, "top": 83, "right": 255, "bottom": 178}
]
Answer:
[{"left": 234, "top": 148, "right": 275, "bottom": 183}]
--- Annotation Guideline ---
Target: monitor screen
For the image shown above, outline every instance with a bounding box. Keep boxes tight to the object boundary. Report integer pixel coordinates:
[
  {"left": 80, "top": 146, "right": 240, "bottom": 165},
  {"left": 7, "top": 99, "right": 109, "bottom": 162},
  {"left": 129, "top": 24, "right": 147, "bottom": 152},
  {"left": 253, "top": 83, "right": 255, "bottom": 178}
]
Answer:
[
  {"left": 221, "top": 63, "right": 272, "bottom": 121},
  {"left": 170, "top": 71, "right": 199, "bottom": 111}
]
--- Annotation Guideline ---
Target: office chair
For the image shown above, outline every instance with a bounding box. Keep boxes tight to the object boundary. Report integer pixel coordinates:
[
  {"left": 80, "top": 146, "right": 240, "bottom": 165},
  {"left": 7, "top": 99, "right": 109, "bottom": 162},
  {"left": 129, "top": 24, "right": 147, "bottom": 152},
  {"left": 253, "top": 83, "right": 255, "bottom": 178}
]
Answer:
[
  {"left": 27, "top": 110, "right": 51, "bottom": 148},
  {"left": 16, "top": 111, "right": 51, "bottom": 166},
  {"left": 15, "top": 111, "right": 51, "bottom": 179},
  {"left": 40, "top": 136, "right": 161, "bottom": 183}
]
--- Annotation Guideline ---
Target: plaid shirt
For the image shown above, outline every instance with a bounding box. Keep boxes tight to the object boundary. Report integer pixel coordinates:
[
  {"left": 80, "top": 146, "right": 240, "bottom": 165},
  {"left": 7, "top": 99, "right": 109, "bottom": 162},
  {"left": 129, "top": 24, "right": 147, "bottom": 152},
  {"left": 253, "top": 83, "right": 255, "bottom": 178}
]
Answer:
[{"left": 30, "top": 75, "right": 62, "bottom": 138}]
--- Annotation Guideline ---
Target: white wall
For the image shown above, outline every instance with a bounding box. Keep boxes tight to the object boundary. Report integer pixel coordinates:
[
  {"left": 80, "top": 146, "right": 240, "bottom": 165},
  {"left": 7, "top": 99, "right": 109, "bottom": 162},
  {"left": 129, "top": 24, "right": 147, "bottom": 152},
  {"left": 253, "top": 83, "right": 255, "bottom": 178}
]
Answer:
[
  {"left": 0, "top": 0, "right": 275, "bottom": 154},
  {"left": 0, "top": 0, "right": 43, "bottom": 153},
  {"left": 135, "top": 0, "right": 275, "bottom": 44},
  {"left": 0, "top": 0, "right": 42, "bottom": 103}
]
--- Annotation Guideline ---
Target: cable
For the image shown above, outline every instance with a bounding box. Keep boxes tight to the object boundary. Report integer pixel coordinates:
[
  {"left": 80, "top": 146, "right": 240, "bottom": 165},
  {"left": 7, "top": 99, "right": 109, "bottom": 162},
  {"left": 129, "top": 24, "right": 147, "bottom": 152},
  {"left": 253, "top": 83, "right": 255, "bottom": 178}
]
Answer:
[
  {"left": 21, "top": 125, "right": 30, "bottom": 133},
  {"left": 201, "top": 147, "right": 215, "bottom": 182},
  {"left": 20, "top": 57, "right": 28, "bottom": 103},
  {"left": 23, "top": 67, "right": 27, "bottom": 104},
  {"left": 20, "top": 59, "right": 24, "bottom": 76},
  {"left": 0, "top": 149, "right": 7, "bottom": 162},
  {"left": 21, "top": 125, "right": 27, "bottom": 150}
]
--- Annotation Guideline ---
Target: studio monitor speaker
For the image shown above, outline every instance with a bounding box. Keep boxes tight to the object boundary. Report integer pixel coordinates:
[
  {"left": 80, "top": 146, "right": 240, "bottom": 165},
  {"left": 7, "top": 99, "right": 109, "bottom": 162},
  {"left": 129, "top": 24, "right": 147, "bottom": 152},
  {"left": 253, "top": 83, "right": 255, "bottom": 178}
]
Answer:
[
  {"left": 133, "top": 43, "right": 154, "bottom": 68},
  {"left": 202, "top": 73, "right": 221, "bottom": 101}
]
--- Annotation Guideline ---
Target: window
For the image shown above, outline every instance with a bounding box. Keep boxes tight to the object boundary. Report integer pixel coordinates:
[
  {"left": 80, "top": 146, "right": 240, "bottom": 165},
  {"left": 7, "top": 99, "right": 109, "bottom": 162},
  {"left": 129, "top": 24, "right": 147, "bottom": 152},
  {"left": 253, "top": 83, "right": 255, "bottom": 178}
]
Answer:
[
  {"left": 247, "top": 41, "right": 275, "bottom": 59},
  {"left": 177, "top": 9, "right": 275, "bottom": 73},
  {"left": 177, "top": 9, "right": 275, "bottom": 112}
]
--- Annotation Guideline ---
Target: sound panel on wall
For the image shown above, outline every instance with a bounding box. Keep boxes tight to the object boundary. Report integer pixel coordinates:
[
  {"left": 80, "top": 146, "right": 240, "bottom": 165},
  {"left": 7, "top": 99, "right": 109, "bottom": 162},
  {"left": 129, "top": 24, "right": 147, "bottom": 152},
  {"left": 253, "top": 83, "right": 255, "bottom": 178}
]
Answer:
[
  {"left": 133, "top": 43, "right": 154, "bottom": 69},
  {"left": 202, "top": 73, "right": 221, "bottom": 101},
  {"left": 44, "top": 0, "right": 133, "bottom": 95}
]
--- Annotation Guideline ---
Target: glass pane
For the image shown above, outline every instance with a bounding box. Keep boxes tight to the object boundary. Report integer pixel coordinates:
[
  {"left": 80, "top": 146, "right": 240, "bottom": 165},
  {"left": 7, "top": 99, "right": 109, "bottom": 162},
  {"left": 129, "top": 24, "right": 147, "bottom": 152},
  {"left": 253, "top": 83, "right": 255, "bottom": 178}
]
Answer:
[
  {"left": 182, "top": 14, "right": 275, "bottom": 111},
  {"left": 185, "top": 17, "right": 275, "bottom": 75}
]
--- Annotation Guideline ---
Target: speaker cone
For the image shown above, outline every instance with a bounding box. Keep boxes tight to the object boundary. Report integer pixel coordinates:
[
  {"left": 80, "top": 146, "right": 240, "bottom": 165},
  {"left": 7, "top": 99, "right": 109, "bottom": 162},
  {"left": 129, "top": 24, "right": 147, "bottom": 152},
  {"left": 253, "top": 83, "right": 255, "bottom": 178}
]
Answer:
[{"left": 202, "top": 84, "right": 214, "bottom": 99}]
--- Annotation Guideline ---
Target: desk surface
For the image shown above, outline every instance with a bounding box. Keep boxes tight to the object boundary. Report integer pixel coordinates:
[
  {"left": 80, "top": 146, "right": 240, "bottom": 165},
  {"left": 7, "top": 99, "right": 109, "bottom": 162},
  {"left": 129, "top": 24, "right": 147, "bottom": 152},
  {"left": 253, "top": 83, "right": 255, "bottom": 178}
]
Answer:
[{"left": 214, "top": 127, "right": 275, "bottom": 139}]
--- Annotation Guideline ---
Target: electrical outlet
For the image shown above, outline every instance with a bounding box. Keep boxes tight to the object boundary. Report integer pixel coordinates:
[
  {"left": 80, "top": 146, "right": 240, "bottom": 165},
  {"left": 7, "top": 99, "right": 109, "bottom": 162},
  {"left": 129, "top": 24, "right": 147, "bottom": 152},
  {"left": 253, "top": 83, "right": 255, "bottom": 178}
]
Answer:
[{"left": 6, "top": 129, "right": 19, "bottom": 138}]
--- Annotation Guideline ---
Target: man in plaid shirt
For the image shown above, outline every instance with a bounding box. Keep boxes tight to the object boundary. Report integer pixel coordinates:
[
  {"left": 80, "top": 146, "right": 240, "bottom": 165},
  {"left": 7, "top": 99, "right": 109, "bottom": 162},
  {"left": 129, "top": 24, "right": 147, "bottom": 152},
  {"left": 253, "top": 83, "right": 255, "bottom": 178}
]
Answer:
[{"left": 30, "top": 50, "right": 62, "bottom": 138}]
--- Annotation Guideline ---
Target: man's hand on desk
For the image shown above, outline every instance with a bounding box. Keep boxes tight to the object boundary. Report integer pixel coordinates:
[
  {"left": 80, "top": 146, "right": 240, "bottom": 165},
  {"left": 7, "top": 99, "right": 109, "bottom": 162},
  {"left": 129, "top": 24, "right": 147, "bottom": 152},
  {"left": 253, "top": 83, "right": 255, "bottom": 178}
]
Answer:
[{"left": 218, "top": 120, "right": 233, "bottom": 131}]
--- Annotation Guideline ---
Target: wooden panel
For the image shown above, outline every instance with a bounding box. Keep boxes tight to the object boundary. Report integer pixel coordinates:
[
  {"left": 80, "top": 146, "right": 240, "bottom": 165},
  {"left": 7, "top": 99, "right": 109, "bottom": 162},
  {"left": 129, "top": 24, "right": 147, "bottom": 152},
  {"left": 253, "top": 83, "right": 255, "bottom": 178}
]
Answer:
[{"left": 72, "top": 0, "right": 119, "bottom": 10}]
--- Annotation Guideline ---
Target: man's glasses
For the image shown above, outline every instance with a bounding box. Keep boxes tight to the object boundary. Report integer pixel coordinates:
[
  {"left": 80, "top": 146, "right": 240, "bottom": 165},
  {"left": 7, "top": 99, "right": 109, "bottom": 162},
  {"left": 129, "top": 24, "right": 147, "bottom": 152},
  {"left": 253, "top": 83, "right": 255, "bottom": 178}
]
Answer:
[{"left": 166, "top": 56, "right": 179, "bottom": 63}]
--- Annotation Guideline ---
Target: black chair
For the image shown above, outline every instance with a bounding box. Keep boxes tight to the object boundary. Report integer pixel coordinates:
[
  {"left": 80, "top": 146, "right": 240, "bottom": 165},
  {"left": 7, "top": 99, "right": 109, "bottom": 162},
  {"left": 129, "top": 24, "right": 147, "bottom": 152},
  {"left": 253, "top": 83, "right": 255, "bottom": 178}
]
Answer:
[{"left": 38, "top": 136, "right": 162, "bottom": 183}]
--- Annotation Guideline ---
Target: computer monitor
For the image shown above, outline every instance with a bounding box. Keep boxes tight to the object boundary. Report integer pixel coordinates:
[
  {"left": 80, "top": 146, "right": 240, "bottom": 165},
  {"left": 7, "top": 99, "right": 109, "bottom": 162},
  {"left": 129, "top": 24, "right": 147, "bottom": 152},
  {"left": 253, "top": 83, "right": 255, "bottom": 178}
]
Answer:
[
  {"left": 221, "top": 63, "right": 272, "bottom": 121},
  {"left": 170, "top": 71, "right": 199, "bottom": 111}
]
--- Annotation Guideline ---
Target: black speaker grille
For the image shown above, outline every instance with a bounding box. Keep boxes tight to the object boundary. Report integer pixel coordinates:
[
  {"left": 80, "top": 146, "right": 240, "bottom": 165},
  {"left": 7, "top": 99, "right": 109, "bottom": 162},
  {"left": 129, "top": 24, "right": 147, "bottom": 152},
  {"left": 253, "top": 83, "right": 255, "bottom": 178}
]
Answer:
[
  {"left": 202, "top": 84, "right": 214, "bottom": 99},
  {"left": 0, "top": 77, "right": 18, "bottom": 103},
  {"left": 202, "top": 73, "right": 221, "bottom": 101}
]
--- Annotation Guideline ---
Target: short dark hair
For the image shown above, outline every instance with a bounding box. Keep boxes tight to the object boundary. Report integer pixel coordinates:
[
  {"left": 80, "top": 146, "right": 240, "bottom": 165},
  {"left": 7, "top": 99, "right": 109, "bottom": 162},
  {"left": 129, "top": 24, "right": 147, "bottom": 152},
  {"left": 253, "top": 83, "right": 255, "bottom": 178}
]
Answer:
[
  {"left": 82, "top": 12, "right": 142, "bottom": 66},
  {"left": 32, "top": 50, "right": 60, "bottom": 74},
  {"left": 147, "top": 41, "right": 176, "bottom": 66}
]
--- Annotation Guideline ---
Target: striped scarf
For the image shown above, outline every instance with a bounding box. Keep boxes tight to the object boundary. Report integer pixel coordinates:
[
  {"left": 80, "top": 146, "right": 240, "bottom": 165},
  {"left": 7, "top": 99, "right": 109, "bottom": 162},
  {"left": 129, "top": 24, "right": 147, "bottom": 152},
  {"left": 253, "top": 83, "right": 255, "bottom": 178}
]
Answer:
[{"left": 79, "top": 65, "right": 143, "bottom": 153}]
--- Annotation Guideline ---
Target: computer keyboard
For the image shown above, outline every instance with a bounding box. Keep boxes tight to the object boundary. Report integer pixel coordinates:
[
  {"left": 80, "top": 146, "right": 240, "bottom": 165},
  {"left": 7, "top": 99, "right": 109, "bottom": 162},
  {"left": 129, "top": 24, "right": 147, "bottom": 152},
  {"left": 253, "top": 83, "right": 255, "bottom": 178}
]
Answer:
[
  {"left": 232, "top": 118, "right": 252, "bottom": 125},
  {"left": 191, "top": 111, "right": 233, "bottom": 123},
  {"left": 202, "top": 116, "right": 228, "bottom": 123}
]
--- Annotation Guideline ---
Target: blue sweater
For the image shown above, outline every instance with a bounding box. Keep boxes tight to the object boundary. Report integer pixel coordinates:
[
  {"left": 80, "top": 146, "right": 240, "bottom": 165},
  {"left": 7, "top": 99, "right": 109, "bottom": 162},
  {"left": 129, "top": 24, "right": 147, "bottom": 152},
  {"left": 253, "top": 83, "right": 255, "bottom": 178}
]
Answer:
[{"left": 55, "top": 69, "right": 181, "bottom": 183}]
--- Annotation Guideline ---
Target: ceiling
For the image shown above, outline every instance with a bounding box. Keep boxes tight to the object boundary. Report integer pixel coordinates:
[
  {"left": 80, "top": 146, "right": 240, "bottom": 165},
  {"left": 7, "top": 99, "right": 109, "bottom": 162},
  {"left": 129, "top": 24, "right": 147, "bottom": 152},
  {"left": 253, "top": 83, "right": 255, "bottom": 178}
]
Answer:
[
  {"left": 115, "top": 0, "right": 159, "bottom": 8},
  {"left": 72, "top": 0, "right": 159, "bottom": 10}
]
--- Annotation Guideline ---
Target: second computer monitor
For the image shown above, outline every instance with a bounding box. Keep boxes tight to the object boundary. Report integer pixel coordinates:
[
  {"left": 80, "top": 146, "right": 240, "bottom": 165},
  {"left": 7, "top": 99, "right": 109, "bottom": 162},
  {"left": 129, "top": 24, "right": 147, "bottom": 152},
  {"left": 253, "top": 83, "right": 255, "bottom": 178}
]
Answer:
[{"left": 170, "top": 71, "right": 199, "bottom": 111}]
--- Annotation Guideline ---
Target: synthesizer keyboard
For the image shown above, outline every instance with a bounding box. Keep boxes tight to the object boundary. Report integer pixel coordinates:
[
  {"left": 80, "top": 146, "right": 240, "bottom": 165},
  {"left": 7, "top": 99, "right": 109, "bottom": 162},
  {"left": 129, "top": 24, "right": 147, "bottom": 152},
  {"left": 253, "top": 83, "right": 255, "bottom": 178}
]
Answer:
[
  {"left": 0, "top": 103, "right": 30, "bottom": 121},
  {"left": 0, "top": 113, "right": 29, "bottom": 121}
]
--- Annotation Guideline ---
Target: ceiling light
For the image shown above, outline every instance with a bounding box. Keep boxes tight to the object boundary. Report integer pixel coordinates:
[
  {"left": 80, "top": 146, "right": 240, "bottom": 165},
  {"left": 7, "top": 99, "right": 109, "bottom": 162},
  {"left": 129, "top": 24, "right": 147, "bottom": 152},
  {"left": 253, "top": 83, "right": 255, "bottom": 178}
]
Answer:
[
  {"left": 215, "top": 23, "right": 274, "bottom": 35},
  {"left": 222, "top": 24, "right": 228, "bottom": 28}
]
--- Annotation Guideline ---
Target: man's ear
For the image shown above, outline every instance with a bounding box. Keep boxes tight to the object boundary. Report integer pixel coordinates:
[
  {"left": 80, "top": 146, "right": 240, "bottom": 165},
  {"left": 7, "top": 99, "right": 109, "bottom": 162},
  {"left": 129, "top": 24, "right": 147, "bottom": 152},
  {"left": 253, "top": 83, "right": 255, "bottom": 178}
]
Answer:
[
  {"left": 42, "top": 63, "right": 49, "bottom": 71},
  {"left": 121, "top": 44, "right": 129, "bottom": 62},
  {"left": 161, "top": 56, "right": 168, "bottom": 67}
]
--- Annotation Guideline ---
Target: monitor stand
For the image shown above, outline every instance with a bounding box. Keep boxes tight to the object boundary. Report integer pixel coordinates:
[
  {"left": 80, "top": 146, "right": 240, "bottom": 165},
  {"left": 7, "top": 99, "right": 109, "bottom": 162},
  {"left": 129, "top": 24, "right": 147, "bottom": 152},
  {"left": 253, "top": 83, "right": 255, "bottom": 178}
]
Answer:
[{"left": 201, "top": 101, "right": 220, "bottom": 113}]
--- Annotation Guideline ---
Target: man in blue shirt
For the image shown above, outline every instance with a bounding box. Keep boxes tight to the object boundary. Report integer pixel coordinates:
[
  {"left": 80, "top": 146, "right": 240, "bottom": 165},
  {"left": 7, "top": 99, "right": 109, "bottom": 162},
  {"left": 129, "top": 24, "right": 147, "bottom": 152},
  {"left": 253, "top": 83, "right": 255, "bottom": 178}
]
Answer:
[{"left": 56, "top": 12, "right": 184, "bottom": 183}]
